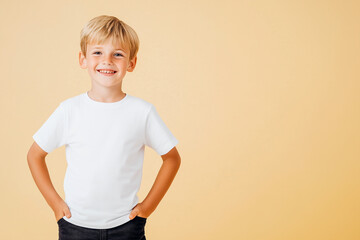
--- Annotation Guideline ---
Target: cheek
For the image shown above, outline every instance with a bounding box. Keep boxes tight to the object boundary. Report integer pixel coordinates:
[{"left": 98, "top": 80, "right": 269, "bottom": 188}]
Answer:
[{"left": 87, "top": 60, "right": 97, "bottom": 69}]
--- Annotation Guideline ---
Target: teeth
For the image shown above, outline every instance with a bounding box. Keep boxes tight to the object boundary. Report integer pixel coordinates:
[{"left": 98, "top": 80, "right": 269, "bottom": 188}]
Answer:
[{"left": 99, "top": 70, "right": 115, "bottom": 74}]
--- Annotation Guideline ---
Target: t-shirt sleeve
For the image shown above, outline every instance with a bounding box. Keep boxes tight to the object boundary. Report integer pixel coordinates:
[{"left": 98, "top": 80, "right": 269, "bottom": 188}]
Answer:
[
  {"left": 144, "top": 104, "right": 179, "bottom": 156},
  {"left": 32, "top": 102, "right": 67, "bottom": 153}
]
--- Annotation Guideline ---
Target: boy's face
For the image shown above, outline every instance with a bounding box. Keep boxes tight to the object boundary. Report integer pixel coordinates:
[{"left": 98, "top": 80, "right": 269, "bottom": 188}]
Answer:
[{"left": 79, "top": 38, "right": 137, "bottom": 89}]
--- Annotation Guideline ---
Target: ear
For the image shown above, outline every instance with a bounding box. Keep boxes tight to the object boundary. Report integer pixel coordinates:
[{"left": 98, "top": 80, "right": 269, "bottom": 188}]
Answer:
[
  {"left": 79, "top": 51, "right": 87, "bottom": 69},
  {"left": 127, "top": 56, "right": 137, "bottom": 72}
]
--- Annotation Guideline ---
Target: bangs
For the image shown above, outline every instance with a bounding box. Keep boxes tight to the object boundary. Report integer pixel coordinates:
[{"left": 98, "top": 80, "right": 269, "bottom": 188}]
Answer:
[{"left": 80, "top": 15, "right": 139, "bottom": 60}]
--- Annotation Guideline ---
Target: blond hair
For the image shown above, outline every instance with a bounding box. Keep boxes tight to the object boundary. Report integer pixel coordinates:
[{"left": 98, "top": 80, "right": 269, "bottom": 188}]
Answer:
[{"left": 80, "top": 15, "right": 139, "bottom": 61}]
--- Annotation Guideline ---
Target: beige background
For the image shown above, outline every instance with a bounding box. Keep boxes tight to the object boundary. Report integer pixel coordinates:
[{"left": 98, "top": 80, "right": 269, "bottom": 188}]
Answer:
[{"left": 1, "top": 0, "right": 359, "bottom": 239}]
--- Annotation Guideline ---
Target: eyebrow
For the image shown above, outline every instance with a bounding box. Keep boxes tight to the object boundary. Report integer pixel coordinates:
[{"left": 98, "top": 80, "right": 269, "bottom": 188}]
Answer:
[{"left": 91, "top": 46, "right": 126, "bottom": 51}]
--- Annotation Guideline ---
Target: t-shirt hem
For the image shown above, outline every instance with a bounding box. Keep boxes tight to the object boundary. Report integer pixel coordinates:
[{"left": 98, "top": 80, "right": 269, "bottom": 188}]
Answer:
[{"left": 62, "top": 213, "right": 132, "bottom": 230}]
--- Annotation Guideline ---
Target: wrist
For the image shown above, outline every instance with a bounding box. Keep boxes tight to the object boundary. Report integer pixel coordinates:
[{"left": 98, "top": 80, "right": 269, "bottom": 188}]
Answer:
[
  {"left": 48, "top": 194, "right": 63, "bottom": 211},
  {"left": 141, "top": 200, "right": 156, "bottom": 214}
]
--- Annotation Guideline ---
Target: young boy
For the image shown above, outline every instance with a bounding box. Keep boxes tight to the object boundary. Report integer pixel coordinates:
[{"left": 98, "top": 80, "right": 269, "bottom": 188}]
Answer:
[{"left": 27, "top": 15, "right": 181, "bottom": 240}]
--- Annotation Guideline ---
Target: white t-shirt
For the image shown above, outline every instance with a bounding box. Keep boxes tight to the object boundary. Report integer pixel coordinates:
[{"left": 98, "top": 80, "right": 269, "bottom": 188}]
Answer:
[{"left": 32, "top": 92, "right": 179, "bottom": 229}]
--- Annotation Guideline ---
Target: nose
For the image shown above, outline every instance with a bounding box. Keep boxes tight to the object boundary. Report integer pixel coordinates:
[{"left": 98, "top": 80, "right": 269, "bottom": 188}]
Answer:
[{"left": 101, "top": 53, "right": 113, "bottom": 65}]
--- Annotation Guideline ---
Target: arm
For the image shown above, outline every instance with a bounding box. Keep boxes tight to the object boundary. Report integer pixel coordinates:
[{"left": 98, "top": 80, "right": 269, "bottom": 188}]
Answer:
[
  {"left": 27, "top": 141, "right": 71, "bottom": 221},
  {"left": 129, "top": 146, "right": 181, "bottom": 219}
]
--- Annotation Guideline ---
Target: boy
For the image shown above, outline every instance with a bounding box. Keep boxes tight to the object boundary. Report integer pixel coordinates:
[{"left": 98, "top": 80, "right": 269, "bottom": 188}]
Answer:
[{"left": 27, "top": 15, "right": 181, "bottom": 240}]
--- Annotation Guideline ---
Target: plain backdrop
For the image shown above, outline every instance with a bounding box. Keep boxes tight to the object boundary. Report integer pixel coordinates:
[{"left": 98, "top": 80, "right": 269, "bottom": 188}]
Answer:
[{"left": 1, "top": 0, "right": 359, "bottom": 239}]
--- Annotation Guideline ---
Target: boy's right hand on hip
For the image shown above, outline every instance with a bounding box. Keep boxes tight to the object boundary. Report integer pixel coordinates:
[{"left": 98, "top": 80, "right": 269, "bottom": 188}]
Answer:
[{"left": 54, "top": 199, "right": 72, "bottom": 222}]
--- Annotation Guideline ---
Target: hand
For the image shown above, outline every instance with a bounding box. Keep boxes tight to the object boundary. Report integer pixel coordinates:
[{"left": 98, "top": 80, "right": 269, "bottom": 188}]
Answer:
[
  {"left": 129, "top": 202, "right": 151, "bottom": 220},
  {"left": 54, "top": 199, "right": 72, "bottom": 222}
]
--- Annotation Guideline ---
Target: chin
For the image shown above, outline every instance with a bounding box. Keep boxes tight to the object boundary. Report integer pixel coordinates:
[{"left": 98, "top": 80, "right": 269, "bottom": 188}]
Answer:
[{"left": 96, "top": 80, "right": 122, "bottom": 87}]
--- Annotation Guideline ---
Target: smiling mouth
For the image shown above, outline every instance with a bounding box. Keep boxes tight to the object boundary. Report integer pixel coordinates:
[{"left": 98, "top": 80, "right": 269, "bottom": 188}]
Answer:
[{"left": 97, "top": 70, "right": 117, "bottom": 75}]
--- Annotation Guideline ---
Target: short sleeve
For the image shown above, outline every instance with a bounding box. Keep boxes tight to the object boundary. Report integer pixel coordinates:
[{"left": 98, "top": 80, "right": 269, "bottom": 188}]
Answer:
[
  {"left": 144, "top": 104, "right": 179, "bottom": 155},
  {"left": 32, "top": 102, "right": 67, "bottom": 153}
]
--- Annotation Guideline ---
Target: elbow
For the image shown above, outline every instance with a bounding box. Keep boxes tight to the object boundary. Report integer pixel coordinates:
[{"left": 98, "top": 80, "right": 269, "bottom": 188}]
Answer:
[
  {"left": 175, "top": 155, "right": 181, "bottom": 168},
  {"left": 27, "top": 149, "right": 33, "bottom": 163},
  {"left": 27, "top": 150, "right": 37, "bottom": 167}
]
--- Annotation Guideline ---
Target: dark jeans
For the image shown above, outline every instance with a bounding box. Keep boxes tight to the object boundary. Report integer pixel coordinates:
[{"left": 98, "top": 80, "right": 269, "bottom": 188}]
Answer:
[{"left": 57, "top": 216, "right": 147, "bottom": 240}]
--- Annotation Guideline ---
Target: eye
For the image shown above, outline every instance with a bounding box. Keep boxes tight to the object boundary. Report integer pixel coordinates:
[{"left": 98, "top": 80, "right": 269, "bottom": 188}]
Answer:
[
  {"left": 115, "top": 53, "right": 123, "bottom": 57},
  {"left": 93, "top": 51, "right": 101, "bottom": 55}
]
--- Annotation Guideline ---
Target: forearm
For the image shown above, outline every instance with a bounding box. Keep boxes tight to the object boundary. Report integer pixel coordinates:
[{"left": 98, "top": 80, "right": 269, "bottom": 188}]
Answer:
[
  {"left": 27, "top": 157, "right": 62, "bottom": 211},
  {"left": 142, "top": 157, "right": 181, "bottom": 213}
]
